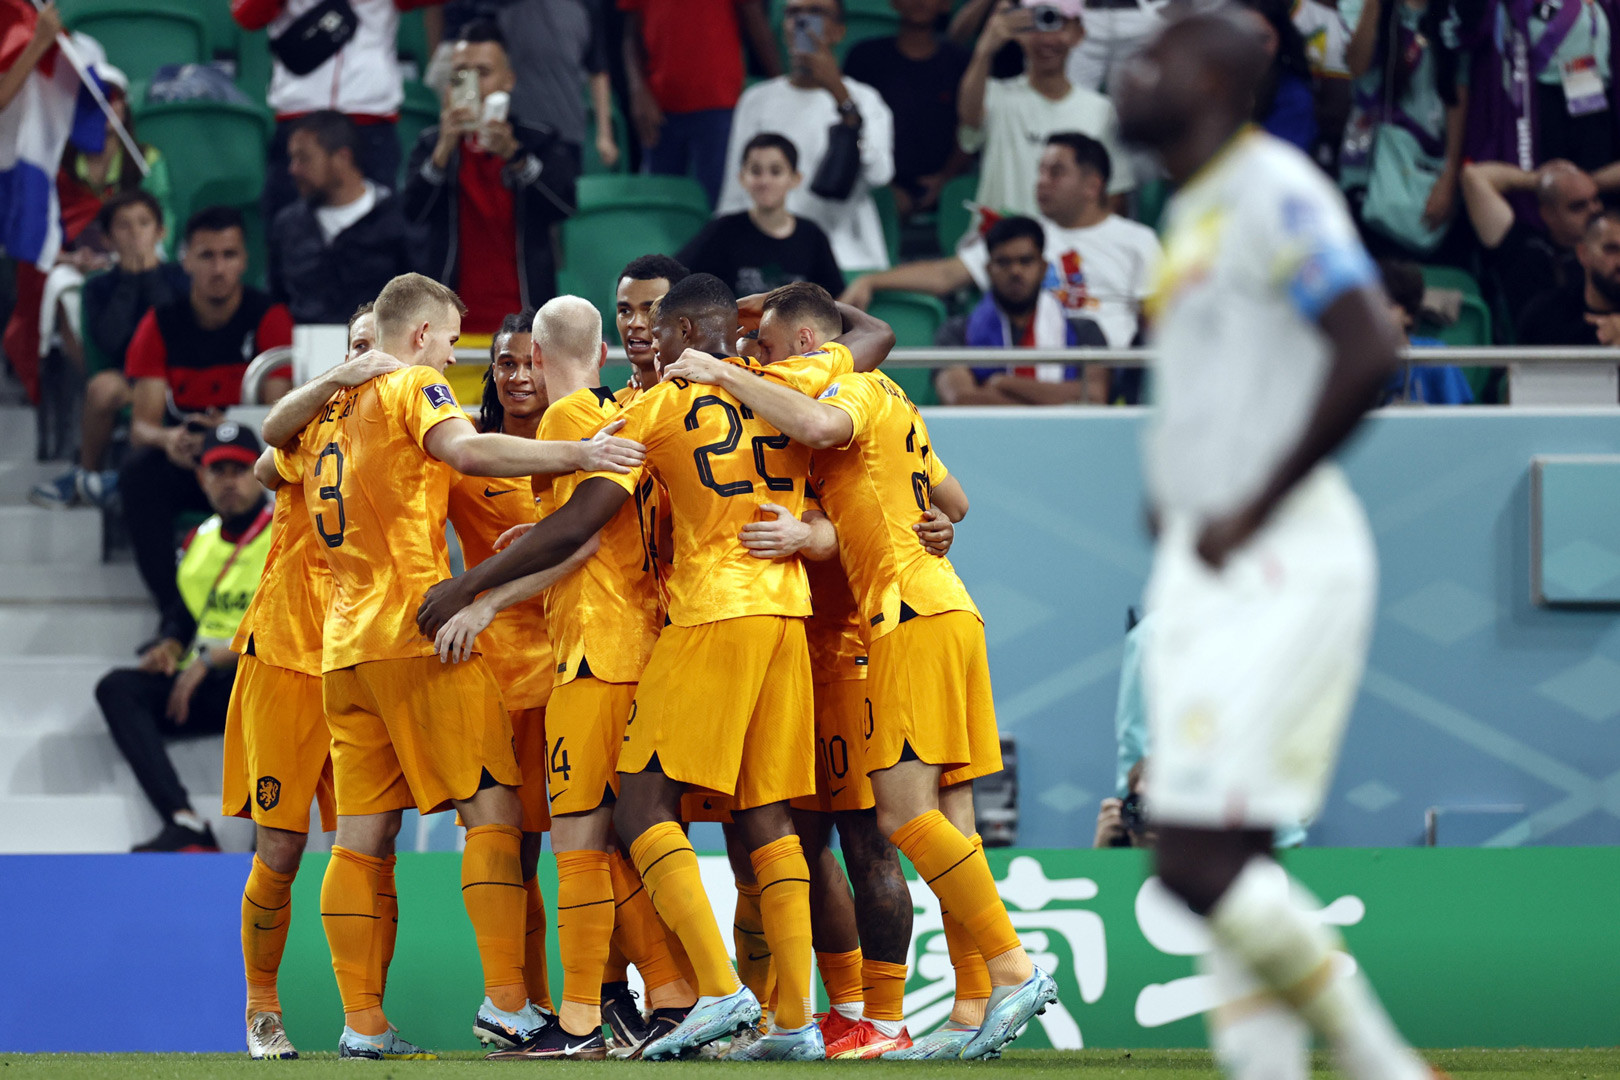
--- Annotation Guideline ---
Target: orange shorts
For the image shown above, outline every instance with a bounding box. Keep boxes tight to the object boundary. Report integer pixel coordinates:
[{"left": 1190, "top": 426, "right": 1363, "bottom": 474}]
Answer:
[
  {"left": 621, "top": 615, "right": 813, "bottom": 811},
  {"left": 511, "top": 706, "right": 551, "bottom": 833},
  {"left": 322, "top": 655, "right": 519, "bottom": 817},
  {"left": 681, "top": 791, "right": 734, "bottom": 823},
  {"left": 790, "top": 677, "right": 875, "bottom": 814},
  {"left": 222, "top": 655, "right": 335, "bottom": 833},
  {"left": 545, "top": 677, "right": 635, "bottom": 816},
  {"left": 866, "top": 611, "right": 1002, "bottom": 787}
]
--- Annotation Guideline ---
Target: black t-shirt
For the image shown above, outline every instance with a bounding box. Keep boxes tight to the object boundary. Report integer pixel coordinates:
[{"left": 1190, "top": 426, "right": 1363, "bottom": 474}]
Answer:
[
  {"left": 1517, "top": 281, "right": 1607, "bottom": 345},
  {"left": 677, "top": 212, "right": 845, "bottom": 299},
  {"left": 1489, "top": 220, "right": 1581, "bottom": 331},
  {"left": 843, "top": 35, "right": 971, "bottom": 189}
]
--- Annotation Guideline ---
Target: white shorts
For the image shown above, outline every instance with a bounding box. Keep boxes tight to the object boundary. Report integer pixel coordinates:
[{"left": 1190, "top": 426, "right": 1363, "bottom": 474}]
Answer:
[{"left": 1143, "top": 466, "right": 1376, "bottom": 830}]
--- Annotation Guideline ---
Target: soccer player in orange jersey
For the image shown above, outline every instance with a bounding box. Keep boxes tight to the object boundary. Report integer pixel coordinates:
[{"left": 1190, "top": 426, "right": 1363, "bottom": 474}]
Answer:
[
  {"left": 259, "top": 273, "right": 644, "bottom": 1059},
  {"left": 417, "top": 274, "right": 895, "bottom": 1060},
  {"left": 226, "top": 306, "right": 402, "bottom": 1060},
  {"left": 661, "top": 282, "right": 1057, "bottom": 1061}
]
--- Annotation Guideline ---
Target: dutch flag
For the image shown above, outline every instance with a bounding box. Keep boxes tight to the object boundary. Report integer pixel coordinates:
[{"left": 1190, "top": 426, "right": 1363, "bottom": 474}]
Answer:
[{"left": 0, "top": 0, "right": 108, "bottom": 269}]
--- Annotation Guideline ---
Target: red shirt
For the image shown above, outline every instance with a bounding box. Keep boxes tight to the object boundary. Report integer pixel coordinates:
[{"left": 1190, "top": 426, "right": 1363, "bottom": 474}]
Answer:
[
  {"left": 456, "top": 143, "right": 522, "bottom": 335},
  {"left": 620, "top": 0, "right": 746, "bottom": 115},
  {"left": 124, "top": 292, "right": 294, "bottom": 411}
]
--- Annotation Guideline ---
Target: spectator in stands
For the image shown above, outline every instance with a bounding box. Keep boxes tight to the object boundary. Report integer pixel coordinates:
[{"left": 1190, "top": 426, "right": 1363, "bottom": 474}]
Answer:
[
  {"left": 0, "top": 0, "right": 60, "bottom": 114},
  {"left": 1293, "top": 0, "right": 1353, "bottom": 168},
  {"left": 678, "top": 133, "right": 844, "bottom": 299},
  {"left": 231, "top": 0, "right": 427, "bottom": 223},
  {"left": 269, "top": 110, "right": 413, "bottom": 325},
  {"left": 119, "top": 206, "right": 292, "bottom": 620},
  {"left": 57, "top": 65, "right": 172, "bottom": 253},
  {"left": 404, "top": 21, "right": 577, "bottom": 335},
  {"left": 1233, "top": 0, "right": 1318, "bottom": 153},
  {"left": 1378, "top": 258, "right": 1473, "bottom": 404},
  {"left": 1461, "top": 159, "right": 1604, "bottom": 331},
  {"left": 1095, "top": 759, "right": 1151, "bottom": 848},
  {"left": 1520, "top": 207, "right": 1620, "bottom": 347},
  {"left": 959, "top": 0, "right": 1134, "bottom": 220},
  {"left": 622, "top": 0, "right": 781, "bottom": 208},
  {"left": 496, "top": 0, "right": 619, "bottom": 178},
  {"left": 717, "top": 0, "right": 896, "bottom": 271},
  {"left": 843, "top": 133, "right": 1160, "bottom": 381},
  {"left": 843, "top": 0, "right": 974, "bottom": 220},
  {"left": 29, "top": 192, "right": 187, "bottom": 510},
  {"left": 1340, "top": 0, "right": 1465, "bottom": 259},
  {"left": 934, "top": 216, "right": 1096, "bottom": 404},
  {"left": 96, "top": 423, "right": 272, "bottom": 853}
]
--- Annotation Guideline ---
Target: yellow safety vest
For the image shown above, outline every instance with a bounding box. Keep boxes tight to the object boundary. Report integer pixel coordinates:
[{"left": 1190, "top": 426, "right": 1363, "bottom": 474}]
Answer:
[{"left": 175, "top": 509, "right": 273, "bottom": 667}]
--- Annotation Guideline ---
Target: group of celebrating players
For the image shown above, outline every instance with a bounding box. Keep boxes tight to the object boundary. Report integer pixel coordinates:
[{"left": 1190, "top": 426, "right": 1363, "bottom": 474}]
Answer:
[{"left": 220, "top": 253, "right": 1055, "bottom": 1062}]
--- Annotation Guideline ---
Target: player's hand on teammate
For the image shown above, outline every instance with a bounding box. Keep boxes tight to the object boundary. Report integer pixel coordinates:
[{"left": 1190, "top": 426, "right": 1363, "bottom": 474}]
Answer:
[
  {"left": 661, "top": 348, "right": 730, "bottom": 387},
  {"left": 741, "top": 504, "right": 811, "bottom": 559},
  {"left": 417, "top": 577, "right": 474, "bottom": 638},
  {"left": 331, "top": 349, "right": 406, "bottom": 387},
  {"left": 435, "top": 597, "right": 498, "bottom": 664},
  {"left": 138, "top": 638, "right": 184, "bottom": 677},
  {"left": 494, "top": 522, "right": 534, "bottom": 551},
  {"left": 166, "top": 659, "right": 209, "bottom": 726},
  {"left": 1196, "top": 502, "right": 1266, "bottom": 571},
  {"left": 582, "top": 417, "right": 646, "bottom": 473},
  {"left": 736, "top": 293, "right": 767, "bottom": 334},
  {"left": 914, "top": 507, "right": 954, "bottom": 556}
]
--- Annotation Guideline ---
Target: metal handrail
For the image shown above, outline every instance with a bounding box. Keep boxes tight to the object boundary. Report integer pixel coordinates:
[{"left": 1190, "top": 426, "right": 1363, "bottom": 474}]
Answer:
[
  {"left": 238, "top": 346, "right": 296, "bottom": 405},
  {"left": 448, "top": 344, "right": 1620, "bottom": 368}
]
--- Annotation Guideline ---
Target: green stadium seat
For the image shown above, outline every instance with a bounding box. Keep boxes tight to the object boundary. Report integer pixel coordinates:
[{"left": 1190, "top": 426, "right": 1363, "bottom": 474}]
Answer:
[
  {"left": 936, "top": 172, "right": 979, "bottom": 254},
  {"left": 396, "top": 8, "right": 432, "bottom": 72},
  {"left": 59, "top": 0, "right": 208, "bottom": 85},
  {"left": 840, "top": 10, "right": 899, "bottom": 55},
  {"left": 234, "top": 28, "right": 272, "bottom": 103},
  {"left": 575, "top": 174, "right": 710, "bottom": 217},
  {"left": 1134, "top": 178, "right": 1170, "bottom": 234},
  {"left": 871, "top": 184, "right": 902, "bottom": 268},
  {"left": 560, "top": 205, "right": 709, "bottom": 342},
  {"left": 132, "top": 99, "right": 272, "bottom": 234},
  {"left": 866, "top": 290, "right": 945, "bottom": 406},
  {"left": 201, "top": 2, "right": 240, "bottom": 59},
  {"left": 399, "top": 80, "right": 440, "bottom": 164},
  {"left": 1419, "top": 265, "right": 1492, "bottom": 347},
  {"left": 582, "top": 97, "right": 630, "bottom": 176}
]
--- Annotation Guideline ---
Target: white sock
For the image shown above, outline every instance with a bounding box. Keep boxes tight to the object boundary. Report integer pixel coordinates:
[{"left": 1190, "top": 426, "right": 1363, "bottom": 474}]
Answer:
[
  {"left": 832, "top": 1001, "right": 863, "bottom": 1022},
  {"left": 868, "top": 1017, "right": 904, "bottom": 1038},
  {"left": 1203, "top": 944, "right": 1309, "bottom": 1080},
  {"left": 172, "top": 809, "right": 207, "bottom": 832},
  {"left": 1209, "top": 858, "right": 1426, "bottom": 1080}
]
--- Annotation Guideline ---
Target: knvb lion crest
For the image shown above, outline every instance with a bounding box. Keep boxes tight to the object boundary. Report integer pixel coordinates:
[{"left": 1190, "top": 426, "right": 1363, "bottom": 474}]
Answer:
[{"left": 256, "top": 775, "right": 282, "bottom": 811}]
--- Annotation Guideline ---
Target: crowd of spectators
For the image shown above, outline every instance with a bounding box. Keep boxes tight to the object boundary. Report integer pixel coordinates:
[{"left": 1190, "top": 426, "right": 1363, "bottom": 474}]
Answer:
[{"left": 6, "top": 0, "right": 1620, "bottom": 553}]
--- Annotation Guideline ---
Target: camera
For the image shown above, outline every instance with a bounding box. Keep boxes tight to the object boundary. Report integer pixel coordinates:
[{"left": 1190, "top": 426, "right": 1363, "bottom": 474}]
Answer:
[
  {"left": 1119, "top": 791, "right": 1146, "bottom": 835},
  {"left": 1030, "top": 4, "right": 1066, "bottom": 31}
]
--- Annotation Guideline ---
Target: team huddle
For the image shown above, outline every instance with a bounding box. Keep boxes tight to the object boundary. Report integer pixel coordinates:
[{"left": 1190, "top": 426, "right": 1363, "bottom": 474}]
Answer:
[{"left": 220, "top": 259, "right": 1054, "bottom": 1062}]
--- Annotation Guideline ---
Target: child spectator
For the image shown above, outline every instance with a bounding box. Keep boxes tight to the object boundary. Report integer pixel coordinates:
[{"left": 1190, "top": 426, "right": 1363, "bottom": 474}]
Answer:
[
  {"left": 1235, "top": 0, "right": 1319, "bottom": 154},
  {"left": 678, "top": 133, "right": 844, "bottom": 299},
  {"left": 1378, "top": 258, "right": 1472, "bottom": 404}
]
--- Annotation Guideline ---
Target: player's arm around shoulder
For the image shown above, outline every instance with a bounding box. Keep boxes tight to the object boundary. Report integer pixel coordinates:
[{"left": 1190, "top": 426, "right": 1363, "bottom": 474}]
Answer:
[{"left": 660, "top": 349, "right": 856, "bottom": 450}]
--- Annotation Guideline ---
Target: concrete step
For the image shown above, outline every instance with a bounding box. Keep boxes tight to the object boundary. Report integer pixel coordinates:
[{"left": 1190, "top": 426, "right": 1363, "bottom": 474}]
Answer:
[
  {"left": 0, "top": 727, "right": 226, "bottom": 799},
  {"left": 0, "top": 562, "right": 149, "bottom": 603},
  {"left": 0, "top": 406, "right": 35, "bottom": 463},
  {"left": 0, "top": 793, "right": 257, "bottom": 853},
  {"left": 0, "top": 606, "right": 153, "bottom": 657},
  {"left": 0, "top": 657, "right": 128, "bottom": 731},
  {"left": 0, "top": 505, "right": 103, "bottom": 565}
]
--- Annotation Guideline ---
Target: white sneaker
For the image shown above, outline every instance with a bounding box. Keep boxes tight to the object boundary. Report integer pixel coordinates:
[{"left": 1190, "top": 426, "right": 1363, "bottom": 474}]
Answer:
[{"left": 246, "top": 1011, "right": 297, "bottom": 1059}]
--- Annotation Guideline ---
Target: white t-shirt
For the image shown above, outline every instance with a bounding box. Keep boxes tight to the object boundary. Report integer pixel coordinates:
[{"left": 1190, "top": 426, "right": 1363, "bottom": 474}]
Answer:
[
  {"left": 265, "top": 0, "right": 402, "bottom": 117},
  {"left": 960, "top": 213, "right": 1161, "bottom": 347},
  {"left": 1147, "top": 132, "right": 1377, "bottom": 519},
  {"left": 716, "top": 77, "right": 895, "bottom": 271},
  {"left": 1293, "top": 0, "right": 1351, "bottom": 78},
  {"left": 963, "top": 76, "right": 1134, "bottom": 217},
  {"left": 314, "top": 181, "right": 378, "bottom": 244}
]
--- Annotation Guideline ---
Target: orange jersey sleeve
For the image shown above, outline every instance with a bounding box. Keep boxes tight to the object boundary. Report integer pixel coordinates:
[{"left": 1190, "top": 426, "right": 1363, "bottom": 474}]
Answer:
[
  {"left": 230, "top": 482, "right": 331, "bottom": 677},
  {"left": 447, "top": 469, "right": 554, "bottom": 710},
  {"left": 538, "top": 387, "right": 661, "bottom": 685},
  {"left": 583, "top": 369, "right": 813, "bottom": 626},
  {"left": 288, "top": 365, "right": 465, "bottom": 670},
  {"left": 812, "top": 371, "right": 978, "bottom": 641},
  {"left": 756, "top": 341, "right": 856, "bottom": 396}
]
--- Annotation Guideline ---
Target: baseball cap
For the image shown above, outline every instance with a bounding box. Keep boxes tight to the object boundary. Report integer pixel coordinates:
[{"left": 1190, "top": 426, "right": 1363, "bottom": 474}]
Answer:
[
  {"left": 199, "top": 421, "right": 263, "bottom": 468},
  {"left": 1022, "top": 0, "right": 1085, "bottom": 18}
]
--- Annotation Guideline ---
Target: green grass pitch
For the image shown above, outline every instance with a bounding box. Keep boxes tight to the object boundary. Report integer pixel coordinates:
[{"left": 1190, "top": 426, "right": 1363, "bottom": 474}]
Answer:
[{"left": 2, "top": 1050, "right": 1618, "bottom": 1079}]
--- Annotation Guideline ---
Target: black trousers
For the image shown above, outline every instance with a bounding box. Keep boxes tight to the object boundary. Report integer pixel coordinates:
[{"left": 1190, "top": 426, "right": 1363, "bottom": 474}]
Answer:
[
  {"left": 118, "top": 446, "right": 211, "bottom": 617},
  {"left": 95, "top": 666, "right": 235, "bottom": 819}
]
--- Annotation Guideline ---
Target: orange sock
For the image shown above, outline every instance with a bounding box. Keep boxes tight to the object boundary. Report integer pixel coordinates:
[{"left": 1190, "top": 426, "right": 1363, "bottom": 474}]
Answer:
[
  {"left": 321, "top": 845, "right": 387, "bottom": 1035},
  {"left": 523, "top": 876, "right": 554, "bottom": 1012},
  {"left": 555, "top": 850, "right": 614, "bottom": 1036},
  {"left": 751, "top": 836, "right": 813, "bottom": 1031},
  {"left": 891, "top": 813, "right": 1029, "bottom": 987},
  {"left": 942, "top": 908, "right": 991, "bottom": 1025},
  {"left": 732, "top": 882, "right": 771, "bottom": 1004},
  {"left": 604, "top": 935, "right": 630, "bottom": 985},
  {"left": 630, "top": 821, "right": 740, "bottom": 997},
  {"left": 376, "top": 855, "right": 398, "bottom": 1001},
  {"left": 462, "top": 824, "right": 528, "bottom": 1013},
  {"left": 607, "top": 849, "right": 688, "bottom": 1007},
  {"left": 663, "top": 921, "right": 701, "bottom": 996},
  {"left": 816, "top": 949, "right": 863, "bottom": 1009},
  {"left": 242, "top": 855, "right": 295, "bottom": 1019},
  {"left": 862, "top": 959, "right": 908, "bottom": 1024}
]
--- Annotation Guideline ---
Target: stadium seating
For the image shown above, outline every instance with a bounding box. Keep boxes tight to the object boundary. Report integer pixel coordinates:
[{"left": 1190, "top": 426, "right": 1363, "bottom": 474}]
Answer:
[
  {"left": 872, "top": 183, "right": 903, "bottom": 268},
  {"left": 398, "top": 80, "right": 441, "bottom": 163},
  {"left": 574, "top": 173, "right": 710, "bottom": 218},
  {"left": 560, "top": 181, "right": 710, "bottom": 341},
  {"left": 1419, "top": 264, "right": 1492, "bottom": 347},
  {"left": 867, "top": 290, "right": 946, "bottom": 406},
  {"left": 131, "top": 98, "right": 272, "bottom": 230},
  {"left": 58, "top": 0, "right": 209, "bottom": 86},
  {"left": 582, "top": 96, "right": 631, "bottom": 176},
  {"left": 395, "top": 8, "right": 433, "bottom": 75},
  {"left": 937, "top": 172, "right": 980, "bottom": 254}
]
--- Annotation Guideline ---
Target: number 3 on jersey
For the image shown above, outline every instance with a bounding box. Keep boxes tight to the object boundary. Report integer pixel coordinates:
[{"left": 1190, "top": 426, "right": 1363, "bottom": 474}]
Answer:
[{"left": 314, "top": 443, "right": 347, "bottom": 548}]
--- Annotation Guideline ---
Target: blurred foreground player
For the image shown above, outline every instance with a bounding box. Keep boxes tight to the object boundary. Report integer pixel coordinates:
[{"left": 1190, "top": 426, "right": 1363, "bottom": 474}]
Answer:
[
  {"left": 1114, "top": 11, "right": 1435, "bottom": 1080},
  {"left": 228, "top": 306, "right": 401, "bottom": 1059}
]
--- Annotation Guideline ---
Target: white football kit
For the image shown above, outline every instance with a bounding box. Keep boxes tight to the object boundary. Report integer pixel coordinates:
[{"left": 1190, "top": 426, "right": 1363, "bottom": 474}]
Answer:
[{"left": 1143, "top": 130, "right": 1379, "bottom": 830}]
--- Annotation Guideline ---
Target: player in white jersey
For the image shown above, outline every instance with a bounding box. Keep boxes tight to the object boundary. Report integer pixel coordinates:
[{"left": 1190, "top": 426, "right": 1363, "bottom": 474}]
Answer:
[{"left": 1115, "top": 11, "right": 1438, "bottom": 1080}]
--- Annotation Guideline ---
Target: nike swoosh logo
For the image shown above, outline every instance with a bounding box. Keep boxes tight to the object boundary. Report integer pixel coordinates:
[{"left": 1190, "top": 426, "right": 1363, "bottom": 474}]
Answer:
[
  {"left": 829, "top": 787, "right": 845, "bottom": 798},
  {"left": 483, "top": 487, "right": 514, "bottom": 497},
  {"left": 550, "top": 789, "right": 568, "bottom": 802},
  {"left": 747, "top": 952, "right": 770, "bottom": 962},
  {"left": 564, "top": 1041, "right": 597, "bottom": 1056}
]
